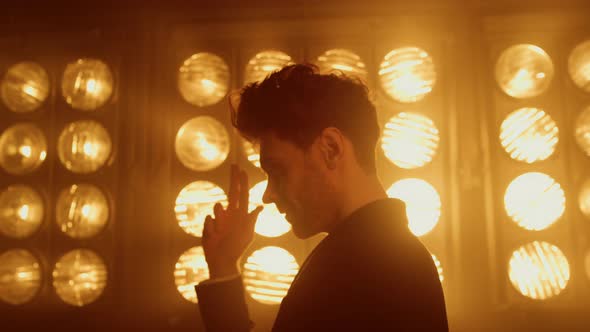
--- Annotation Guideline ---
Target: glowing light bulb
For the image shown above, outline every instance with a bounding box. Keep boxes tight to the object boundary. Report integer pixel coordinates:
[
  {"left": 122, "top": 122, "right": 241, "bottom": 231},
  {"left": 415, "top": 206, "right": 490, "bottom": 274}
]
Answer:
[
  {"left": 0, "top": 185, "right": 43, "bottom": 238},
  {"left": 508, "top": 241, "right": 570, "bottom": 300},
  {"left": 504, "top": 172, "right": 565, "bottom": 231},
  {"left": 500, "top": 108, "right": 558, "bottom": 163},
  {"left": 0, "top": 250, "right": 41, "bottom": 305},
  {"left": 175, "top": 181, "right": 227, "bottom": 237},
  {"left": 495, "top": 44, "right": 553, "bottom": 98},
  {"left": 174, "top": 246, "right": 209, "bottom": 303},
  {"left": 55, "top": 184, "right": 109, "bottom": 239},
  {"left": 57, "top": 121, "right": 112, "bottom": 173},
  {"left": 62, "top": 58, "right": 113, "bottom": 111},
  {"left": 52, "top": 249, "right": 107, "bottom": 306},
  {"left": 175, "top": 116, "right": 229, "bottom": 172},
  {"left": 568, "top": 40, "right": 590, "bottom": 92},
  {"left": 243, "top": 246, "right": 299, "bottom": 305},
  {"left": 0, "top": 123, "right": 47, "bottom": 175},
  {"left": 178, "top": 53, "right": 229, "bottom": 107},
  {"left": 379, "top": 47, "right": 436, "bottom": 103},
  {"left": 244, "top": 50, "right": 293, "bottom": 84},
  {"left": 1, "top": 62, "right": 49, "bottom": 113},
  {"left": 387, "top": 178, "right": 441, "bottom": 236},
  {"left": 381, "top": 112, "right": 439, "bottom": 169}
]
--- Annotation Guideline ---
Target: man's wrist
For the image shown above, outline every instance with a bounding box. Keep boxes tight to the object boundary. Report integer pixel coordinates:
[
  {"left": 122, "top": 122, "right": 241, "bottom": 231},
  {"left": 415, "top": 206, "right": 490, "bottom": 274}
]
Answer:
[{"left": 208, "top": 261, "right": 240, "bottom": 279}]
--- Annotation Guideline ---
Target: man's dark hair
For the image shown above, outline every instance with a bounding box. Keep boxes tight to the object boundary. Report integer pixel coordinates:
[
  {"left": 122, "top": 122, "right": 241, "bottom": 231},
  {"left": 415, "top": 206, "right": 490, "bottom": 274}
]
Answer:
[{"left": 231, "top": 63, "right": 379, "bottom": 174}]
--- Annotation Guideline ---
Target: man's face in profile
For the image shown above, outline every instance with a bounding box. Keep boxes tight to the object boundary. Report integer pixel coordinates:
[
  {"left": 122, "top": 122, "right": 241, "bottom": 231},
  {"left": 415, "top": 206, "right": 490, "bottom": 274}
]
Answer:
[{"left": 258, "top": 132, "right": 336, "bottom": 239}]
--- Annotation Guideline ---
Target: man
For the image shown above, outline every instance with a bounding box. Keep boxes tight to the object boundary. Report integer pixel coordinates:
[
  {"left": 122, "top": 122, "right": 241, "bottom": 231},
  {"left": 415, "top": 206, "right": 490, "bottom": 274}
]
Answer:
[{"left": 196, "top": 64, "right": 448, "bottom": 331}]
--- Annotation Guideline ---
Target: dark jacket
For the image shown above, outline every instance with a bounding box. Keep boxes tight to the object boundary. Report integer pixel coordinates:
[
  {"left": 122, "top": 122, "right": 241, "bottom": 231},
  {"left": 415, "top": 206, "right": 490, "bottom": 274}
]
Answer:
[{"left": 196, "top": 198, "right": 449, "bottom": 331}]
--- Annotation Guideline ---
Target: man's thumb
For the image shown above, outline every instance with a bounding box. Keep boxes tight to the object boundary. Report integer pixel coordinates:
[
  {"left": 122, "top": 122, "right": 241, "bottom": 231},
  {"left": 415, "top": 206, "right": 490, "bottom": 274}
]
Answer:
[{"left": 247, "top": 205, "right": 264, "bottom": 226}]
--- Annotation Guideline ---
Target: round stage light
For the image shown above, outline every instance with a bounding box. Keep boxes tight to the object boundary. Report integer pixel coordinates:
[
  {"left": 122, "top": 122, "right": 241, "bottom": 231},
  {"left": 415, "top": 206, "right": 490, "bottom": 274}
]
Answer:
[
  {"left": 0, "top": 249, "right": 41, "bottom": 305},
  {"left": 386, "top": 178, "right": 441, "bottom": 236},
  {"left": 381, "top": 112, "right": 439, "bottom": 169},
  {"left": 57, "top": 120, "right": 112, "bottom": 173},
  {"left": 244, "top": 50, "right": 293, "bottom": 85},
  {"left": 508, "top": 241, "right": 570, "bottom": 300},
  {"left": 316, "top": 49, "right": 367, "bottom": 81},
  {"left": 52, "top": 249, "right": 107, "bottom": 306},
  {"left": 55, "top": 184, "right": 109, "bottom": 239},
  {"left": 431, "top": 254, "right": 444, "bottom": 283},
  {"left": 178, "top": 53, "right": 229, "bottom": 107},
  {"left": 0, "top": 185, "right": 44, "bottom": 239},
  {"left": 0, "top": 123, "right": 47, "bottom": 175},
  {"left": 579, "top": 179, "right": 590, "bottom": 218},
  {"left": 249, "top": 180, "right": 291, "bottom": 238},
  {"left": 575, "top": 105, "right": 590, "bottom": 156},
  {"left": 568, "top": 40, "right": 590, "bottom": 92},
  {"left": 379, "top": 47, "right": 436, "bottom": 103},
  {"left": 504, "top": 172, "right": 565, "bottom": 231},
  {"left": 500, "top": 108, "right": 558, "bottom": 163},
  {"left": 175, "top": 116, "right": 229, "bottom": 172},
  {"left": 243, "top": 140, "right": 260, "bottom": 168},
  {"left": 1, "top": 62, "right": 49, "bottom": 113},
  {"left": 175, "top": 181, "right": 227, "bottom": 237},
  {"left": 62, "top": 58, "right": 113, "bottom": 111},
  {"left": 495, "top": 44, "right": 553, "bottom": 99},
  {"left": 243, "top": 246, "right": 299, "bottom": 305},
  {"left": 174, "top": 246, "right": 209, "bottom": 303}
]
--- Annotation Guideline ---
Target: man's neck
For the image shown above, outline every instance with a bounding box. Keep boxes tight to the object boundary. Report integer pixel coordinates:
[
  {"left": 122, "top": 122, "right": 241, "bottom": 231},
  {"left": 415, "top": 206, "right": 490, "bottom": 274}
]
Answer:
[{"left": 325, "top": 174, "right": 388, "bottom": 233}]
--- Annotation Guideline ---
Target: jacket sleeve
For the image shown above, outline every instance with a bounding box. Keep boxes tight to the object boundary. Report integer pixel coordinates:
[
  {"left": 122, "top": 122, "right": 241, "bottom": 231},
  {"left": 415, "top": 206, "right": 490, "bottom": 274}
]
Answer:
[{"left": 195, "top": 276, "right": 254, "bottom": 332}]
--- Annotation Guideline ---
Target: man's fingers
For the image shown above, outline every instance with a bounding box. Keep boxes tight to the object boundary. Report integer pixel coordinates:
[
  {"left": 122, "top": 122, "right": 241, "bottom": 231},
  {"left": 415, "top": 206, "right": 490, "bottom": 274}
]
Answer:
[
  {"left": 203, "top": 215, "right": 214, "bottom": 239},
  {"left": 228, "top": 164, "right": 239, "bottom": 209},
  {"left": 239, "top": 169, "right": 249, "bottom": 211},
  {"left": 246, "top": 205, "right": 264, "bottom": 230},
  {"left": 213, "top": 202, "right": 224, "bottom": 220}
]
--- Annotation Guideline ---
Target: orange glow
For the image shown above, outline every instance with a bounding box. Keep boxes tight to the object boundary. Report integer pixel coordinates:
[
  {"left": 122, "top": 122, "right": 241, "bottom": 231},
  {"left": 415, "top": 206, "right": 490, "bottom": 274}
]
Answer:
[
  {"left": 175, "top": 181, "right": 227, "bottom": 237},
  {"left": 0, "top": 123, "right": 47, "bottom": 175},
  {"left": 0, "top": 249, "right": 41, "bottom": 305},
  {"left": 500, "top": 108, "right": 558, "bottom": 163},
  {"left": 495, "top": 44, "right": 553, "bottom": 99},
  {"left": 244, "top": 50, "right": 293, "bottom": 84},
  {"left": 504, "top": 172, "right": 565, "bottom": 231},
  {"left": 52, "top": 249, "right": 107, "bottom": 306},
  {"left": 0, "top": 185, "right": 44, "bottom": 239},
  {"left": 0, "top": 62, "right": 49, "bottom": 113},
  {"left": 178, "top": 53, "right": 229, "bottom": 107},
  {"left": 58, "top": 120, "right": 112, "bottom": 173},
  {"left": 62, "top": 58, "right": 113, "bottom": 111},
  {"left": 381, "top": 112, "right": 439, "bottom": 169},
  {"left": 175, "top": 116, "right": 230, "bottom": 172},
  {"left": 508, "top": 241, "right": 570, "bottom": 300},
  {"left": 18, "top": 145, "right": 32, "bottom": 158},
  {"left": 386, "top": 179, "right": 441, "bottom": 236},
  {"left": 243, "top": 140, "right": 261, "bottom": 168},
  {"left": 379, "top": 47, "right": 436, "bottom": 103},
  {"left": 316, "top": 49, "right": 367, "bottom": 81},
  {"left": 243, "top": 246, "right": 299, "bottom": 305},
  {"left": 249, "top": 181, "right": 291, "bottom": 237},
  {"left": 579, "top": 179, "right": 590, "bottom": 218},
  {"left": 174, "top": 246, "right": 209, "bottom": 303},
  {"left": 568, "top": 40, "right": 590, "bottom": 92},
  {"left": 55, "top": 184, "right": 109, "bottom": 239},
  {"left": 575, "top": 106, "right": 590, "bottom": 156},
  {"left": 585, "top": 251, "right": 590, "bottom": 281},
  {"left": 431, "top": 254, "right": 444, "bottom": 283}
]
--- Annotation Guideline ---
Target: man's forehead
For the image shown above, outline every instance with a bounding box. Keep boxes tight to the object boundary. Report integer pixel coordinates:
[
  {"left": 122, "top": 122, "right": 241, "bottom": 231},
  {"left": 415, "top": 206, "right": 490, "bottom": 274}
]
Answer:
[{"left": 258, "top": 132, "right": 289, "bottom": 166}]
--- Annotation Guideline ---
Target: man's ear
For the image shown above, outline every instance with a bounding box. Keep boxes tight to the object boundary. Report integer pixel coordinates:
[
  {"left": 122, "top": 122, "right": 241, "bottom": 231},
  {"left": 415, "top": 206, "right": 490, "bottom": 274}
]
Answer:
[{"left": 318, "top": 127, "right": 344, "bottom": 169}]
